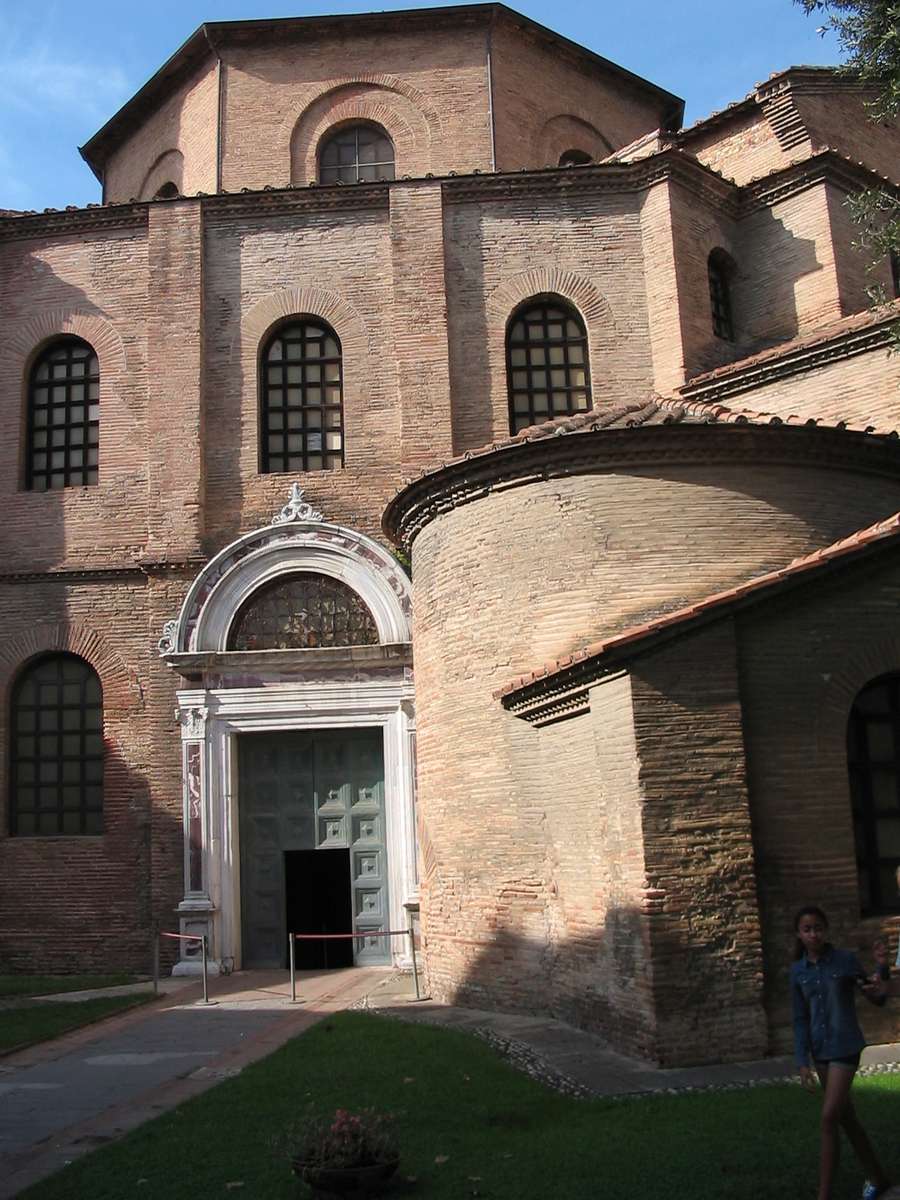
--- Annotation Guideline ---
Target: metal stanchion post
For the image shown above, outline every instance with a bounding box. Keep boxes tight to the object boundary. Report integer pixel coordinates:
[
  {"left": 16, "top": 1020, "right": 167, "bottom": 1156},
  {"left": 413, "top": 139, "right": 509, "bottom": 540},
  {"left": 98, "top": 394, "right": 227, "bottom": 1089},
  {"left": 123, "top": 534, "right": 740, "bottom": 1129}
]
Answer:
[
  {"left": 289, "top": 932, "right": 297, "bottom": 1003},
  {"left": 152, "top": 926, "right": 160, "bottom": 997},
  {"left": 200, "top": 935, "right": 210, "bottom": 1005},
  {"left": 407, "top": 911, "right": 421, "bottom": 1000}
]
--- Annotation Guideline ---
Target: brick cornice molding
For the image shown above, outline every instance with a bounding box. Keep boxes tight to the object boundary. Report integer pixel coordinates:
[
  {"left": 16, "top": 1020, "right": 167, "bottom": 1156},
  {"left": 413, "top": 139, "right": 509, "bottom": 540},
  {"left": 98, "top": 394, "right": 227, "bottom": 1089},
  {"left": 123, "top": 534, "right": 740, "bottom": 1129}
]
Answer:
[
  {"left": 0, "top": 204, "right": 146, "bottom": 242},
  {"left": 486, "top": 266, "right": 614, "bottom": 327},
  {"left": 738, "top": 151, "right": 897, "bottom": 214},
  {"left": 285, "top": 75, "right": 444, "bottom": 185},
  {"left": 680, "top": 306, "right": 900, "bottom": 405},
  {"left": 236, "top": 284, "right": 371, "bottom": 361},
  {"left": 384, "top": 423, "right": 900, "bottom": 549},
  {"left": 0, "top": 622, "right": 142, "bottom": 712},
  {"left": 5, "top": 308, "right": 128, "bottom": 381}
]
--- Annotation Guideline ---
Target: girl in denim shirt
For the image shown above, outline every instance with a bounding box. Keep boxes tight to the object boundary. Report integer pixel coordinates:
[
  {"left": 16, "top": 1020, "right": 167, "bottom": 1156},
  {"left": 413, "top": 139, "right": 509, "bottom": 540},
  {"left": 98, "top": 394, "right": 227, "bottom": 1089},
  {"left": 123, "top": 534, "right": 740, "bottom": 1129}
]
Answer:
[{"left": 791, "top": 905, "right": 890, "bottom": 1200}]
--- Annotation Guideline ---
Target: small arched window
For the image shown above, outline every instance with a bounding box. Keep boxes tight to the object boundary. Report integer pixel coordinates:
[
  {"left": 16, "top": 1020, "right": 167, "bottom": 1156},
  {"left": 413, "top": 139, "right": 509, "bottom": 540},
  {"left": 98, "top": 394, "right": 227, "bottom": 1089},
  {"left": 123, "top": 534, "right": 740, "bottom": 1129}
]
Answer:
[
  {"left": 154, "top": 182, "right": 179, "bottom": 199},
  {"left": 27, "top": 337, "right": 99, "bottom": 491},
  {"left": 260, "top": 320, "right": 343, "bottom": 474},
  {"left": 559, "top": 149, "right": 593, "bottom": 167},
  {"left": 10, "top": 654, "right": 104, "bottom": 836},
  {"left": 708, "top": 249, "right": 735, "bottom": 342},
  {"left": 319, "top": 123, "right": 395, "bottom": 184},
  {"left": 506, "top": 298, "right": 591, "bottom": 435},
  {"left": 848, "top": 672, "right": 900, "bottom": 914},
  {"left": 228, "top": 573, "right": 379, "bottom": 650}
]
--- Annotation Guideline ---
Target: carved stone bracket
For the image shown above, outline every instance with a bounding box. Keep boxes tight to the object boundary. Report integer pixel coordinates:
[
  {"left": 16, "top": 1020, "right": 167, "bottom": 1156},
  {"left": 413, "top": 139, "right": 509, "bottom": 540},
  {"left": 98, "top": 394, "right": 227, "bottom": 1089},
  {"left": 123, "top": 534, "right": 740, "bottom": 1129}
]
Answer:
[
  {"left": 158, "top": 619, "right": 179, "bottom": 657},
  {"left": 180, "top": 706, "right": 209, "bottom": 740},
  {"left": 272, "top": 483, "right": 324, "bottom": 525}
]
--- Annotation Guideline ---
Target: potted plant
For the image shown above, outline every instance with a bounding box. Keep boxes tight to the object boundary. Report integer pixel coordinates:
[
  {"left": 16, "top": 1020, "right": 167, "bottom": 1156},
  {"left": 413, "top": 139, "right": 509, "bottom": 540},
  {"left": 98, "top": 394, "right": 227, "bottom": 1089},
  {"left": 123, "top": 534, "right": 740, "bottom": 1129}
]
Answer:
[{"left": 287, "top": 1107, "right": 400, "bottom": 1197}]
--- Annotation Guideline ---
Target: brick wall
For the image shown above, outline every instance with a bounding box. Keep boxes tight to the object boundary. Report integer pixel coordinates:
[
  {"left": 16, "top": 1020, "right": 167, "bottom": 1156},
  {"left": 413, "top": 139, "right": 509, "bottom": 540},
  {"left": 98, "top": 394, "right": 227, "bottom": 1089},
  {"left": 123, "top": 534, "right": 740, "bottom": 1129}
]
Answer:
[
  {"left": 631, "top": 622, "right": 768, "bottom": 1065},
  {"left": 736, "top": 555, "right": 900, "bottom": 1052},
  {"left": 489, "top": 17, "right": 672, "bottom": 170},
  {"left": 105, "top": 61, "right": 219, "bottom": 204}
]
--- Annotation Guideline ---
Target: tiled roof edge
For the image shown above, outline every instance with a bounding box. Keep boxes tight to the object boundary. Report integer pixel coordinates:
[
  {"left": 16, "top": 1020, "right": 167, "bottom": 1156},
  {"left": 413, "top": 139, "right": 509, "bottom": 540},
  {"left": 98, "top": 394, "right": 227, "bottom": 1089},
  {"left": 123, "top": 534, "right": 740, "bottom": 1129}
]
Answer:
[{"left": 497, "top": 510, "right": 900, "bottom": 713}]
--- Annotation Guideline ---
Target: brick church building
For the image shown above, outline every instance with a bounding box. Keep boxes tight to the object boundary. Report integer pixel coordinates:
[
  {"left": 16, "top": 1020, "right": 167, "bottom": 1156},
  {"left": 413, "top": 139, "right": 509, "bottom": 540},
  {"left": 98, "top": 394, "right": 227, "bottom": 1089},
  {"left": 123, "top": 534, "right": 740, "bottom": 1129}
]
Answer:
[{"left": 2, "top": 3, "right": 900, "bottom": 1066}]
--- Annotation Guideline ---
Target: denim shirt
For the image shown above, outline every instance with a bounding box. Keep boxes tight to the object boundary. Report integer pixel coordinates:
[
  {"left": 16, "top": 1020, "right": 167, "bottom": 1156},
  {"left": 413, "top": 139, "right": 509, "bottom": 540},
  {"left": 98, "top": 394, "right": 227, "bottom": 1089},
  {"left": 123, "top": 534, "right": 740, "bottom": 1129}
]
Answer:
[{"left": 791, "top": 945, "right": 866, "bottom": 1066}]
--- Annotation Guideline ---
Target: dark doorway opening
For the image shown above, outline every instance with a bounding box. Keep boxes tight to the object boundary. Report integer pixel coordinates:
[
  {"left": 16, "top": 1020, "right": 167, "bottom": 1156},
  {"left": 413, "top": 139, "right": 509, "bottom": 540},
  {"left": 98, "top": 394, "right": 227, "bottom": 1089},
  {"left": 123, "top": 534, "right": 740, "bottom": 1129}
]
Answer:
[{"left": 285, "top": 849, "right": 353, "bottom": 968}]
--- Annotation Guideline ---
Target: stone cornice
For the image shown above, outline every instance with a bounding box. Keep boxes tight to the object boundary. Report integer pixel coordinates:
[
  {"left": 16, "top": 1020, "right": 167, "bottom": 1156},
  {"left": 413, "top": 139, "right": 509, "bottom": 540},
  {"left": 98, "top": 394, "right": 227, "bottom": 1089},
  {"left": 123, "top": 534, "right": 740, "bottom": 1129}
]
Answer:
[
  {"left": 0, "top": 203, "right": 147, "bottom": 243},
  {"left": 738, "top": 151, "right": 898, "bottom": 214},
  {"left": 383, "top": 423, "right": 900, "bottom": 550},
  {"left": 0, "top": 566, "right": 148, "bottom": 584},
  {"left": 680, "top": 314, "right": 899, "bottom": 406}
]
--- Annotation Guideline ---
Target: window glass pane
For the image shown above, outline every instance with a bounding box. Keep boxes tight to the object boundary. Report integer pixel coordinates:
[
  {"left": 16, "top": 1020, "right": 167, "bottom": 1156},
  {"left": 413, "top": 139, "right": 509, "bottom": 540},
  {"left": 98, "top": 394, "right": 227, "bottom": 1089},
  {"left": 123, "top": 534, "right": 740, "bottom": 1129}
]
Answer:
[
  {"left": 261, "top": 320, "right": 343, "bottom": 474},
  {"left": 11, "top": 654, "right": 103, "bottom": 838},
  {"left": 867, "top": 723, "right": 895, "bottom": 762}
]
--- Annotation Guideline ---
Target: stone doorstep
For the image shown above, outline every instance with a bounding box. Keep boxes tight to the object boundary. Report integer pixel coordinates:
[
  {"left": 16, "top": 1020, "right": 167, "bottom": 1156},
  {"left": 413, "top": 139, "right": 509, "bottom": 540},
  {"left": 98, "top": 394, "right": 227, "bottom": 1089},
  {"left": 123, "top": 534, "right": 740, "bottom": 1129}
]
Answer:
[{"left": 0, "top": 968, "right": 385, "bottom": 1200}]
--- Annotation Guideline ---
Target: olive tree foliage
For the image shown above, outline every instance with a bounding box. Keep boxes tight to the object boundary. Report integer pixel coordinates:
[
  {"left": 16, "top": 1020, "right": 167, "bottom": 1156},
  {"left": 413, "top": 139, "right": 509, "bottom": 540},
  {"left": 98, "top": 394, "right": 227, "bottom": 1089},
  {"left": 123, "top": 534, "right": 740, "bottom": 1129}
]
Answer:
[{"left": 797, "top": 1, "right": 900, "bottom": 319}]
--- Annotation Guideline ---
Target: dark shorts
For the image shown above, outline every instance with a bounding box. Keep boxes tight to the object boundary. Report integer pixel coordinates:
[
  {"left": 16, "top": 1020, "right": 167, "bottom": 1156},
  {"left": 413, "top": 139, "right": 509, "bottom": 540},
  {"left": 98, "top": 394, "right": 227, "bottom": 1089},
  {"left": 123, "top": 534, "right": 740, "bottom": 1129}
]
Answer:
[{"left": 814, "top": 1054, "right": 861, "bottom": 1070}]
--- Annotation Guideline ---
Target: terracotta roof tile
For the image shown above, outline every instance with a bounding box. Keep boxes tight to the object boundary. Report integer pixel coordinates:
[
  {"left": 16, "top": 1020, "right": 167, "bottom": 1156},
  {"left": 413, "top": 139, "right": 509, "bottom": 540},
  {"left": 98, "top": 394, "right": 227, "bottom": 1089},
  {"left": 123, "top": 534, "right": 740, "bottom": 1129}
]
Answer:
[{"left": 497, "top": 509, "right": 900, "bottom": 700}]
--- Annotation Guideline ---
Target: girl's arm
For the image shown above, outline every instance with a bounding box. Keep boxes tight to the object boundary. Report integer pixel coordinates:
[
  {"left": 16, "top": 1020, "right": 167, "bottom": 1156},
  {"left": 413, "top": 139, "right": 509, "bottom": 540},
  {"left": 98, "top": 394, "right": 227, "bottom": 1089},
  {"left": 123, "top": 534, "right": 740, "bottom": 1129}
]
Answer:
[{"left": 791, "top": 969, "right": 814, "bottom": 1086}]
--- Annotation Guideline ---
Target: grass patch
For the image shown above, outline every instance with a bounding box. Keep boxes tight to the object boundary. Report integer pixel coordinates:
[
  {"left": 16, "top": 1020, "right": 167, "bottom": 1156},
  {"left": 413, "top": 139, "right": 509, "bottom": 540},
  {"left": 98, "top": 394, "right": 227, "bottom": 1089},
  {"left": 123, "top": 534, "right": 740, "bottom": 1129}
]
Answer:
[
  {"left": 0, "top": 974, "right": 137, "bottom": 997},
  {"left": 1, "top": 994, "right": 154, "bottom": 1054},
  {"left": 16, "top": 1010, "right": 900, "bottom": 1200}
]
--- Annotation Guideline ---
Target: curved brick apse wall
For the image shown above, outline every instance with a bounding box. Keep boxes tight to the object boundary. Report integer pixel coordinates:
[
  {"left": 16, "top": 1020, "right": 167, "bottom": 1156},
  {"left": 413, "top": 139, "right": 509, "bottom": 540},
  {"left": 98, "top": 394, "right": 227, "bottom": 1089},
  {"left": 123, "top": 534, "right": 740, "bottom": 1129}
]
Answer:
[{"left": 385, "top": 423, "right": 900, "bottom": 1056}]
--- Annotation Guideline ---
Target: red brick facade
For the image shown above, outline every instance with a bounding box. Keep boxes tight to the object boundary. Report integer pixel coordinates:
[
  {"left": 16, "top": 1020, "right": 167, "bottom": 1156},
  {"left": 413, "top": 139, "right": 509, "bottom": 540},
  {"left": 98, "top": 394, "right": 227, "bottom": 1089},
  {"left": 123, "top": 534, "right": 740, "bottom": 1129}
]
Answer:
[{"left": 2, "top": 3, "right": 899, "bottom": 1066}]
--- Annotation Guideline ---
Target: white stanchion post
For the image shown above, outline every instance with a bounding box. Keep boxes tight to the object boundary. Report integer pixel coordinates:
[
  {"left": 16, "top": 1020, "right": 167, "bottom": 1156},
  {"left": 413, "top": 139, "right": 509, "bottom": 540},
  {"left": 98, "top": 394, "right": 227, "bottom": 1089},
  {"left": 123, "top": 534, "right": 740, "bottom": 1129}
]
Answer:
[{"left": 289, "top": 932, "right": 297, "bottom": 1003}]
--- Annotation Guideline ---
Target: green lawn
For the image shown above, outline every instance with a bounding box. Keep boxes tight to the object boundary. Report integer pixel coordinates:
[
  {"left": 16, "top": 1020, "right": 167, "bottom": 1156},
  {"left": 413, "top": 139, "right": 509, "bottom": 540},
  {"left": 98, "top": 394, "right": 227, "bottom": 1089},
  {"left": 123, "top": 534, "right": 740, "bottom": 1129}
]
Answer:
[
  {"left": 0, "top": 973, "right": 137, "bottom": 997},
  {"left": 16, "top": 1010, "right": 900, "bottom": 1199},
  {"left": 1, "top": 994, "right": 155, "bottom": 1054}
]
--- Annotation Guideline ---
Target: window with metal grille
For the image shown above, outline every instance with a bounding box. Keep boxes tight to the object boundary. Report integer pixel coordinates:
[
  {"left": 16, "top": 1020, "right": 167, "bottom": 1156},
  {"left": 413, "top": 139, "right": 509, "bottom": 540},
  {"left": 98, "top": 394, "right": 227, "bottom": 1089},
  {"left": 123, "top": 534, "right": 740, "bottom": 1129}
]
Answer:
[
  {"left": 891, "top": 250, "right": 900, "bottom": 300},
  {"left": 848, "top": 672, "right": 900, "bottom": 915},
  {"left": 228, "top": 574, "right": 379, "bottom": 650},
  {"left": 10, "top": 654, "right": 104, "bottom": 836},
  {"left": 27, "top": 338, "right": 99, "bottom": 490},
  {"left": 319, "top": 124, "right": 395, "bottom": 184},
  {"left": 260, "top": 320, "right": 343, "bottom": 474},
  {"left": 506, "top": 299, "right": 591, "bottom": 435},
  {"left": 708, "top": 250, "right": 735, "bottom": 342}
]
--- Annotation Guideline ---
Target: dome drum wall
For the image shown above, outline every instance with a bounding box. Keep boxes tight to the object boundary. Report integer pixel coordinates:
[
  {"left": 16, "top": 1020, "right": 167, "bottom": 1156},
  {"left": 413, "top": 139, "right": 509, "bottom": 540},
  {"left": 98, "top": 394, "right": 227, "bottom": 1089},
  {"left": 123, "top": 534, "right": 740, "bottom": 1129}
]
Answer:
[{"left": 390, "top": 425, "right": 900, "bottom": 1058}]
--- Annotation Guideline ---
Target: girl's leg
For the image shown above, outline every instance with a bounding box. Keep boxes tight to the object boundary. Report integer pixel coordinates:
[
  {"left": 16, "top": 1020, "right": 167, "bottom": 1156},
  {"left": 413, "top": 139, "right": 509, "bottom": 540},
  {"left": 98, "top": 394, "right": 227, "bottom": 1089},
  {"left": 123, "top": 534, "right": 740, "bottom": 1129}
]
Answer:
[
  {"left": 814, "top": 1062, "right": 888, "bottom": 1200},
  {"left": 814, "top": 1062, "right": 842, "bottom": 1200}
]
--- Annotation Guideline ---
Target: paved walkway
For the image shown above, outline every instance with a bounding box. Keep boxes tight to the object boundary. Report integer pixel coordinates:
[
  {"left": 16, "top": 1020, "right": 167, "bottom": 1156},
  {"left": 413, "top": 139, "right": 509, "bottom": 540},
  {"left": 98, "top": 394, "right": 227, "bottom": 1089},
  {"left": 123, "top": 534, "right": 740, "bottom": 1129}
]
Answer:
[
  {"left": 4, "top": 968, "right": 900, "bottom": 1198},
  {"left": 0, "top": 968, "right": 385, "bottom": 1199}
]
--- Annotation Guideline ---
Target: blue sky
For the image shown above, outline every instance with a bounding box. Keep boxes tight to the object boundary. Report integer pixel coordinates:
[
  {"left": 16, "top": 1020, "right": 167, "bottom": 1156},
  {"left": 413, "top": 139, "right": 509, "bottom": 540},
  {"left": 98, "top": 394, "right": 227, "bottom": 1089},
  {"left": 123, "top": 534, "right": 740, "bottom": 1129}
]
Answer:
[{"left": 0, "top": 0, "right": 842, "bottom": 211}]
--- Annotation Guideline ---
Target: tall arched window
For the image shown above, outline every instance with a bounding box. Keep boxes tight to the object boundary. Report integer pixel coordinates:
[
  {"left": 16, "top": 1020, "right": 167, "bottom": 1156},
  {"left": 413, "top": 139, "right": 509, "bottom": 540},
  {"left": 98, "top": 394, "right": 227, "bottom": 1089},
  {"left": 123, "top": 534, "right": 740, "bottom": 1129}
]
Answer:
[
  {"left": 708, "top": 249, "right": 735, "bottom": 342},
  {"left": 27, "top": 338, "right": 99, "bottom": 490},
  {"left": 506, "top": 298, "right": 591, "bottom": 435},
  {"left": 319, "top": 124, "right": 395, "bottom": 184},
  {"left": 260, "top": 320, "right": 343, "bottom": 474},
  {"left": 10, "top": 654, "right": 104, "bottom": 836},
  {"left": 228, "top": 574, "right": 379, "bottom": 650},
  {"left": 848, "top": 672, "right": 900, "bottom": 914}
]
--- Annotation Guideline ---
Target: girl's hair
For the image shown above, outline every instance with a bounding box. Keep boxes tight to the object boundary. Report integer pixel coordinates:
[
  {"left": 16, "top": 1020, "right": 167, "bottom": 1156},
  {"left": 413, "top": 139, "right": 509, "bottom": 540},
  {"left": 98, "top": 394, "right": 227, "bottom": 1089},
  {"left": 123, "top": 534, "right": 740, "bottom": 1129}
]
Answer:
[{"left": 793, "top": 904, "right": 829, "bottom": 960}]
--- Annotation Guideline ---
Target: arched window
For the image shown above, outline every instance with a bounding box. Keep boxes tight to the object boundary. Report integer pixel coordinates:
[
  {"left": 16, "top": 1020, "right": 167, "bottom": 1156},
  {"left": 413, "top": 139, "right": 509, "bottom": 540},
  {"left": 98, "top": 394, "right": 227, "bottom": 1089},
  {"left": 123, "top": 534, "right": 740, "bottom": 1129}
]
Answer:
[
  {"left": 890, "top": 250, "right": 899, "bottom": 300},
  {"left": 10, "top": 654, "right": 104, "bottom": 836},
  {"left": 708, "top": 249, "right": 735, "bottom": 342},
  {"left": 848, "top": 672, "right": 900, "bottom": 914},
  {"left": 260, "top": 320, "right": 343, "bottom": 474},
  {"left": 227, "top": 574, "right": 379, "bottom": 650},
  {"left": 506, "top": 298, "right": 591, "bottom": 435},
  {"left": 319, "top": 123, "right": 395, "bottom": 184},
  {"left": 154, "top": 181, "right": 179, "bottom": 199},
  {"left": 559, "top": 149, "right": 593, "bottom": 167},
  {"left": 27, "top": 338, "right": 99, "bottom": 491}
]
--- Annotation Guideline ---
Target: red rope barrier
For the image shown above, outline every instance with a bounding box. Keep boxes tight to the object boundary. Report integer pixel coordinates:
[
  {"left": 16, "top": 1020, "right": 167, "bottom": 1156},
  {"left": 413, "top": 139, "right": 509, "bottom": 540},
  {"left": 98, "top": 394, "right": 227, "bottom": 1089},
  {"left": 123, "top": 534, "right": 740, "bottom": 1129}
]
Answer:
[{"left": 159, "top": 931, "right": 204, "bottom": 942}]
